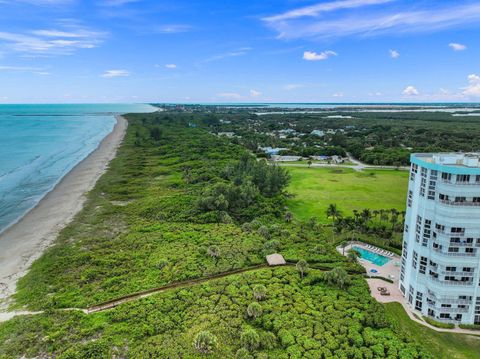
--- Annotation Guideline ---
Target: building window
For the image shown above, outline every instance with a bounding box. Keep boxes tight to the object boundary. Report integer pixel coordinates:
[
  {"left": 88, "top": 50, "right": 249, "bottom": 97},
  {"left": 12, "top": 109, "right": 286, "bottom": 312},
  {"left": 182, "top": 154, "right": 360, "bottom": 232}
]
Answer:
[
  {"left": 412, "top": 251, "right": 418, "bottom": 269},
  {"left": 446, "top": 266, "right": 457, "bottom": 272},
  {"left": 451, "top": 227, "right": 465, "bottom": 234},
  {"left": 466, "top": 248, "right": 475, "bottom": 254},
  {"left": 442, "top": 172, "right": 452, "bottom": 182},
  {"left": 439, "top": 193, "right": 450, "bottom": 201},
  {"left": 455, "top": 196, "right": 466, "bottom": 203},
  {"left": 448, "top": 247, "right": 459, "bottom": 253},
  {"left": 408, "top": 190, "right": 413, "bottom": 207},
  {"left": 456, "top": 174, "right": 470, "bottom": 183}
]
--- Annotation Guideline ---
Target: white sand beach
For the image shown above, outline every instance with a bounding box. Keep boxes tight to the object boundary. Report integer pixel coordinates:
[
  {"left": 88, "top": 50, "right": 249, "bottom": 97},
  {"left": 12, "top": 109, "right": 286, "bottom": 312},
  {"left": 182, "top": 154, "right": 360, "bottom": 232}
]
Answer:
[{"left": 0, "top": 115, "right": 127, "bottom": 309}]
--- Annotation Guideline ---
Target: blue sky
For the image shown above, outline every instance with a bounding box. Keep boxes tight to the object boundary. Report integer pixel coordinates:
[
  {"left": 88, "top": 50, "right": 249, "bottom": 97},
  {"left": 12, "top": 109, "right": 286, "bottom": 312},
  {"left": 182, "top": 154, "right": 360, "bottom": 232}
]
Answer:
[{"left": 0, "top": 0, "right": 480, "bottom": 103}]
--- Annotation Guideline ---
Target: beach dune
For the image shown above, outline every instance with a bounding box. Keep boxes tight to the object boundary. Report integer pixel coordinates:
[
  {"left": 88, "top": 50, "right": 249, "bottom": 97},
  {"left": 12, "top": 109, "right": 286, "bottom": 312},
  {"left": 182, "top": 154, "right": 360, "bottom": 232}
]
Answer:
[{"left": 0, "top": 115, "right": 127, "bottom": 308}]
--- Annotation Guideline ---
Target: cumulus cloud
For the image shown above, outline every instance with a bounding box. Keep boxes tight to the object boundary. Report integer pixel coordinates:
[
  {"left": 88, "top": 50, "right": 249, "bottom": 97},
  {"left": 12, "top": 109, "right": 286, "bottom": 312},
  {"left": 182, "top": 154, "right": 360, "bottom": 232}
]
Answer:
[
  {"left": 332, "top": 92, "right": 344, "bottom": 98},
  {"left": 165, "top": 64, "right": 177, "bottom": 69},
  {"left": 389, "top": 49, "right": 400, "bottom": 58},
  {"left": 449, "top": 42, "right": 467, "bottom": 51},
  {"left": 403, "top": 86, "right": 419, "bottom": 96},
  {"left": 462, "top": 74, "right": 480, "bottom": 96},
  {"left": 250, "top": 89, "right": 261, "bottom": 97},
  {"left": 101, "top": 69, "right": 129, "bottom": 78},
  {"left": 303, "top": 50, "right": 337, "bottom": 61}
]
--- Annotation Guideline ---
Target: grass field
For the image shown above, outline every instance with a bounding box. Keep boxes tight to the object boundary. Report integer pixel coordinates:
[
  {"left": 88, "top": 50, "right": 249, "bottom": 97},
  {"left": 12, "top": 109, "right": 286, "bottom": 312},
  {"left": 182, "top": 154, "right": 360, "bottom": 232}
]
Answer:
[
  {"left": 384, "top": 303, "right": 480, "bottom": 359},
  {"left": 286, "top": 167, "right": 408, "bottom": 222}
]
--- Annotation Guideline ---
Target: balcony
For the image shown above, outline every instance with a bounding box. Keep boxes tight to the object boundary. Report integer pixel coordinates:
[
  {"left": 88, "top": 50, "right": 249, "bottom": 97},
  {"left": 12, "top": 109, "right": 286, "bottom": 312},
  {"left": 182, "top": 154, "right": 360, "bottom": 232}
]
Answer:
[
  {"left": 439, "top": 200, "right": 480, "bottom": 207},
  {"left": 431, "top": 247, "right": 477, "bottom": 257},
  {"left": 429, "top": 277, "right": 474, "bottom": 286}
]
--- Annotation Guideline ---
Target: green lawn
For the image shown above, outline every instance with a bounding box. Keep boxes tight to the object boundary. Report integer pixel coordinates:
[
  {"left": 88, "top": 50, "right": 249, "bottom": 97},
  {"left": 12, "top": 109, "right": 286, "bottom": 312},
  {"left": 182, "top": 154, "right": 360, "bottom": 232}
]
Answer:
[
  {"left": 286, "top": 167, "right": 408, "bottom": 222},
  {"left": 384, "top": 303, "right": 480, "bottom": 359}
]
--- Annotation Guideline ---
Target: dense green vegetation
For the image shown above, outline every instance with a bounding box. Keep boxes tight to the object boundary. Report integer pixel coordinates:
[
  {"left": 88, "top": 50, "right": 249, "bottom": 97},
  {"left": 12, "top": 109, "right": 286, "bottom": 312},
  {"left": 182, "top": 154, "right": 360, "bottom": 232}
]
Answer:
[
  {"left": 2, "top": 268, "right": 431, "bottom": 358},
  {"left": 1, "top": 110, "right": 478, "bottom": 358},
  {"left": 286, "top": 167, "right": 408, "bottom": 222}
]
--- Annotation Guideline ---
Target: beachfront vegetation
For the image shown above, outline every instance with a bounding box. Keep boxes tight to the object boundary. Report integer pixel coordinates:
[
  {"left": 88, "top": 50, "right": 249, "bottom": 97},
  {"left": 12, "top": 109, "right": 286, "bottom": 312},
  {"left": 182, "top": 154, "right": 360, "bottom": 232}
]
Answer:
[{"left": 1, "top": 110, "right": 478, "bottom": 358}]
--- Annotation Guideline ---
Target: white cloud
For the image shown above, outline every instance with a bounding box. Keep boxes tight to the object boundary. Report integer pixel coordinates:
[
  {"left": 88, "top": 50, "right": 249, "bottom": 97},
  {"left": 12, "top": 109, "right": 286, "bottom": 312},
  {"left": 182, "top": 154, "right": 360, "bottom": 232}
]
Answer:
[
  {"left": 250, "top": 89, "right": 261, "bottom": 97},
  {"left": 165, "top": 64, "right": 177, "bottom": 69},
  {"left": 303, "top": 50, "right": 337, "bottom": 61},
  {"left": 101, "top": 69, "right": 129, "bottom": 78},
  {"left": 154, "top": 24, "right": 192, "bottom": 34},
  {"left": 263, "top": 0, "right": 393, "bottom": 22},
  {"left": 462, "top": 74, "right": 480, "bottom": 97},
  {"left": 389, "top": 49, "right": 400, "bottom": 58},
  {"left": 263, "top": 2, "right": 480, "bottom": 40},
  {"left": 0, "top": 24, "right": 105, "bottom": 56},
  {"left": 204, "top": 47, "right": 252, "bottom": 63},
  {"left": 449, "top": 42, "right": 467, "bottom": 51},
  {"left": 402, "top": 86, "right": 419, "bottom": 96},
  {"left": 332, "top": 92, "right": 344, "bottom": 97},
  {"left": 0, "top": 65, "right": 42, "bottom": 71}
]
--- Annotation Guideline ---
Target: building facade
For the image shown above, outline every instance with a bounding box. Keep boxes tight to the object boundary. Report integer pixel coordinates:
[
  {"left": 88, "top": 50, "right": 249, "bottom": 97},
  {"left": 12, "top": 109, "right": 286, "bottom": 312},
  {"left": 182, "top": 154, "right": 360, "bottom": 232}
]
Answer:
[{"left": 400, "top": 153, "right": 480, "bottom": 324}]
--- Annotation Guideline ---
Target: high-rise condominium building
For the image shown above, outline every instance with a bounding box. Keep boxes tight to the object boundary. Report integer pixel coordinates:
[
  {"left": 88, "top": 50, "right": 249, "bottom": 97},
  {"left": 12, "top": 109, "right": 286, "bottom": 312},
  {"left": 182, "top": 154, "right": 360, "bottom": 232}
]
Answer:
[{"left": 400, "top": 153, "right": 480, "bottom": 324}]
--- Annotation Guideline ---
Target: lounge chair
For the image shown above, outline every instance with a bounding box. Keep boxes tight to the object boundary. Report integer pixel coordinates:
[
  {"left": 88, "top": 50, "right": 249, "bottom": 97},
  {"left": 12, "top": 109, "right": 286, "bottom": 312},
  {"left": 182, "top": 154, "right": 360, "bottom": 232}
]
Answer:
[
  {"left": 380, "top": 290, "right": 391, "bottom": 296},
  {"left": 377, "top": 287, "right": 387, "bottom": 292}
]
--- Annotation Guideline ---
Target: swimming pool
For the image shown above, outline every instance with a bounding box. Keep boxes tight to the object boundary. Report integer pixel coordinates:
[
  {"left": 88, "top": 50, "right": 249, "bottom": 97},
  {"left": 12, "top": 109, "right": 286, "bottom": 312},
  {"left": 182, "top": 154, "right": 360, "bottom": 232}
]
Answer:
[{"left": 352, "top": 246, "right": 390, "bottom": 266}]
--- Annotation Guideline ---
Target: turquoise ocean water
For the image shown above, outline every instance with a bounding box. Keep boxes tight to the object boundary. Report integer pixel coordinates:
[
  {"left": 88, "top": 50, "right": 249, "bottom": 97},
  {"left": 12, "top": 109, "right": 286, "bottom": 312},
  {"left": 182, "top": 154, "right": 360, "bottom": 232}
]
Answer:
[{"left": 0, "top": 104, "right": 156, "bottom": 234}]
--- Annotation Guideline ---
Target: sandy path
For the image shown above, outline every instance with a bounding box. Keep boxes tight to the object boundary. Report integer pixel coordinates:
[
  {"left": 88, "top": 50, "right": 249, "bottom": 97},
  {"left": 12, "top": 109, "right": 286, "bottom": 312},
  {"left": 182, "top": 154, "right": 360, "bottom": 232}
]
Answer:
[{"left": 0, "top": 115, "right": 127, "bottom": 309}]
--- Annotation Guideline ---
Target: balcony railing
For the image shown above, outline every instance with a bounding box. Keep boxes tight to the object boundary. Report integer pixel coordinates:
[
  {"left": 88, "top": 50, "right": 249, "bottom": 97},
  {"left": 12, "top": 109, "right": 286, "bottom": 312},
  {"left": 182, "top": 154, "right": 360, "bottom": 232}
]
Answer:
[
  {"left": 439, "top": 200, "right": 480, "bottom": 207},
  {"left": 431, "top": 247, "right": 477, "bottom": 257},
  {"left": 429, "top": 277, "right": 474, "bottom": 286}
]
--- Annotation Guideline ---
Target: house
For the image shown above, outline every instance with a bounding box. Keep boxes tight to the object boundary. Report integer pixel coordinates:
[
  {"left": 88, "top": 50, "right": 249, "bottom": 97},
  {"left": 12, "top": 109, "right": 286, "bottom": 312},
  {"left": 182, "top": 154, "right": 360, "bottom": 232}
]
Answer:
[
  {"left": 311, "top": 130, "right": 325, "bottom": 137},
  {"left": 311, "top": 155, "right": 330, "bottom": 161},
  {"left": 217, "top": 132, "right": 235, "bottom": 138},
  {"left": 331, "top": 155, "right": 344, "bottom": 164},
  {"left": 259, "top": 147, "right": 288, "bottom": 156},
  {"left": 271, "top": 155, "right": 303, "bottom": 162}
]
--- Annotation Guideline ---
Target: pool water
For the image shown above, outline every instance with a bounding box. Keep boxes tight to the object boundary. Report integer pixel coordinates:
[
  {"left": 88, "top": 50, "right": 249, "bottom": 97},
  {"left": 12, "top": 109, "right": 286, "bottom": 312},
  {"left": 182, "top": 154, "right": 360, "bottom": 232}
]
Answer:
[{"left": 352, "top": 246, "right": 390, "bottom": 266}]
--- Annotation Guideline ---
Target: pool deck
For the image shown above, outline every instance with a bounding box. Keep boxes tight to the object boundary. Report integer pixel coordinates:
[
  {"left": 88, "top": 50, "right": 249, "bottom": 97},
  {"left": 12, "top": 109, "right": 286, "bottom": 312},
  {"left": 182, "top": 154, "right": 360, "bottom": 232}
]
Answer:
[{"left": 338, "top": 241, "right": 480, "bottom": 335}]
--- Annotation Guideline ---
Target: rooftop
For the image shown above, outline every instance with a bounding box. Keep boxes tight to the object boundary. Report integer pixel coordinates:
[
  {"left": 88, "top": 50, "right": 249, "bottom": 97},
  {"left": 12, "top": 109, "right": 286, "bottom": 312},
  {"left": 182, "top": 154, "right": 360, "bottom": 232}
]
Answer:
[{"left": 412, "top": 153, "right": 480, "bottom": 173}]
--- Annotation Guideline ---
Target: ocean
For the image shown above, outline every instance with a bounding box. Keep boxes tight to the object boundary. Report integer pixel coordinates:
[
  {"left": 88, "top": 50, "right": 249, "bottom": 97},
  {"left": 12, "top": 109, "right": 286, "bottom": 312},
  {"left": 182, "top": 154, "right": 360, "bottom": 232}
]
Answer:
[{"left": 0, "top": 104, "right": 156, "bottom": 234}]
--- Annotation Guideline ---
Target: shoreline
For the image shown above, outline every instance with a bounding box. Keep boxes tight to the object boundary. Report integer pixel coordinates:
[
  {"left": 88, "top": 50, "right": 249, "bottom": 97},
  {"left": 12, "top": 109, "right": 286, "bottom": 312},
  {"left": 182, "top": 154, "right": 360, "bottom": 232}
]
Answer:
[{"left": 0, "top": 115, "right": 128, "bottom": 308}]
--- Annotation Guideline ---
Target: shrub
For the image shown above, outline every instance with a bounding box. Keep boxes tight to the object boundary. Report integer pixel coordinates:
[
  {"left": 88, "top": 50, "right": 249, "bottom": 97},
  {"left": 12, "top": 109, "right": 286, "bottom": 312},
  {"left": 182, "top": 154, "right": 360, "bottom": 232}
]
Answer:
[
  {"left": 422, "top": 316, "right": 455, "bottom": 329},
  {"left": 241, "top": 328, "right": 260, "bottom": 351},
  {"left": 235, "top": 348, "right": 253, "bottom": 359},
  {"left": 459, "top": 324, "right": 480, "bottom": 330}
]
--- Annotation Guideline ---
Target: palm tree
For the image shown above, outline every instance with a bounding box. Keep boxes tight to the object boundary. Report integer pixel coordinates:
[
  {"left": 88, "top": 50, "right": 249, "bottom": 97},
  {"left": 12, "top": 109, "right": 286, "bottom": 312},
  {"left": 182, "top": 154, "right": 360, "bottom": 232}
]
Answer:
[
  {"left": 284, "top": 211, "right": 293, "bottom": 223},
  {"left": 390, "top": 208, "right": 399, "bottom": 231},
  {"left": 324, "top": 267, "right": 349, "bottom": 289},
  {"left": 252, "top": 284, "right": 267, "bottom": 300},
  {"left": 194, "top": 331, "right": 218, "bottom": 354},
  {"left": 296, "top": 259, "right": 309, "bottom": 278},
  {"left": 247, "top": 302, "right": 263, "bottom": 319},
  {"left": 326, "top": 204, "right": 342, "bottom": 240}
]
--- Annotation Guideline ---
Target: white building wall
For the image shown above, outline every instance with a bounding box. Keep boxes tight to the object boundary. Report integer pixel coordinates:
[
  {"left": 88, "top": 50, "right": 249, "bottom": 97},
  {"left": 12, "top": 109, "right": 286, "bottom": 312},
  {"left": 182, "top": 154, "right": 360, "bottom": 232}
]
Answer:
[{"left": 400, "top": 153, "right": 480, "bottom": 324}]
